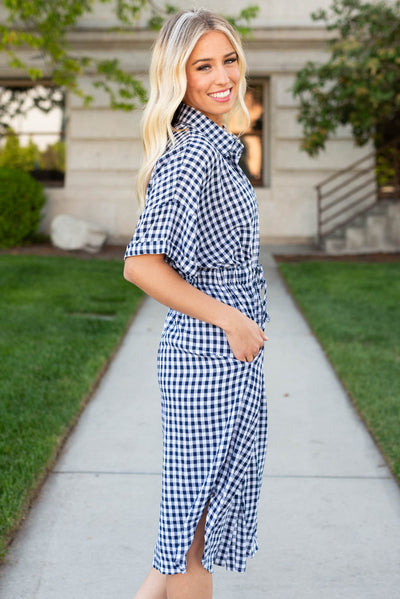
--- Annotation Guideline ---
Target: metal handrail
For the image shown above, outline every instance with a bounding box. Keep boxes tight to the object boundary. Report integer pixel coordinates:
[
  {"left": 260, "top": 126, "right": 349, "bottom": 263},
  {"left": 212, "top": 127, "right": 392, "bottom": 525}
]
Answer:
[
  {"left": 321, "top": 174, "right": 376, "bottom": 214},
  {"left": 318, "top": 166, "right": 373, "bottom": 202},
  {"left": 316, "top": 136, "right": 400, "bottom": 245},
  {"left": 316, "top": 148, "right": 376, "bottom": 191},
  {"left": 322, "top": 188, "right": 377, "bottom": 226}
]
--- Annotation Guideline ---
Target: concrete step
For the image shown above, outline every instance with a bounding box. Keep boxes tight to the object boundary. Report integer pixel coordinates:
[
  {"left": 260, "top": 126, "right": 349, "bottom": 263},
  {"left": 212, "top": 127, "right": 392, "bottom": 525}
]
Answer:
[
  {"left": 328, "top": 227, "right": 346, "bottom": 240},
  {"left": 387, "top": 203, "right": 400, "bottom": 245},
  {"left": 346, "top": 226, "right": 366, "bottom": 250},
  {"left": 324, "top": 238, "right": 347, "bottom": 254},
  {"left": 365, "top": 215, "right": 388, "bottom": 249},
  {"left": 369, "top": 201, "right": 391, "bottom": 216},
  {"left": 323, "top": 200, "right": 400, "bottom": 253}
]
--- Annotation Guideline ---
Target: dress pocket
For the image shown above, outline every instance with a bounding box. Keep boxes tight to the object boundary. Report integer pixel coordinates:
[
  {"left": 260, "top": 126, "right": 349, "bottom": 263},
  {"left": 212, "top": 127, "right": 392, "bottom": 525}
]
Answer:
[{"left": 170, "top": 312, "right": 232, "bottom": 358}]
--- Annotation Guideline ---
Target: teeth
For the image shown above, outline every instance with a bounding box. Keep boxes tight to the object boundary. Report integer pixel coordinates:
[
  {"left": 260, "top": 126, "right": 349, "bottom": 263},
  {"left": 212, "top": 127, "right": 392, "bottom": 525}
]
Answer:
[{"left": 210, "top": 89, "right": 230, "bottom": 98}]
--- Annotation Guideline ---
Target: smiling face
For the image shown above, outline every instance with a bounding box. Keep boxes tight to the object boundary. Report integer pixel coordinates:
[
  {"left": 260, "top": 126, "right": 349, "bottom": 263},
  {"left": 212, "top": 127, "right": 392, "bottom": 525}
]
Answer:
[{"left": 183, "top": 30, "right": 240, "bottom": 127}]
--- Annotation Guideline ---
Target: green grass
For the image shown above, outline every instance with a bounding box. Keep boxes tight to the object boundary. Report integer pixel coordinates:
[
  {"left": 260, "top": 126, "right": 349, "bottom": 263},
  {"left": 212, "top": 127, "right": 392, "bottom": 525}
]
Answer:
[
  {"left": 278, "top": 260, "right": 400, "bottom": 481},
  {"left": 0, "top": 255, "right": 143, "bottom": 556}
]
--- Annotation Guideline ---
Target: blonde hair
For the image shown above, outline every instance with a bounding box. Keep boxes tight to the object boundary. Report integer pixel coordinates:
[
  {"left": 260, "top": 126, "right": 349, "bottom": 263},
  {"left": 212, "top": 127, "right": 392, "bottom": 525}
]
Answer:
[{"left": 136, "top": 8, "right": 249, "bottom": 208}]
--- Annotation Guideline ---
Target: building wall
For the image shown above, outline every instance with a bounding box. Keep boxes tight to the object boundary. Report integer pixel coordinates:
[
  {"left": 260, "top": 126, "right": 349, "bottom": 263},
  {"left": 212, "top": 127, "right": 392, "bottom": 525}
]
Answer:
[
  {"left": 42, "top": 77, "right": 144, "bottom": 243},
  {"left": 244, "top": 29, "right": 370, "bottom": 244},
  {"left": 1, "top": 0, "right": 372, "bottom": 245}
]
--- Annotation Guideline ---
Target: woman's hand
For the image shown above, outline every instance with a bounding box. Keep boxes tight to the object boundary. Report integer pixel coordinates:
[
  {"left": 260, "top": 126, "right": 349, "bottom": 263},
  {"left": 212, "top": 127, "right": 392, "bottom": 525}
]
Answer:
[{"left": 223, "top": 308, "right": 267, "bottom": 363}]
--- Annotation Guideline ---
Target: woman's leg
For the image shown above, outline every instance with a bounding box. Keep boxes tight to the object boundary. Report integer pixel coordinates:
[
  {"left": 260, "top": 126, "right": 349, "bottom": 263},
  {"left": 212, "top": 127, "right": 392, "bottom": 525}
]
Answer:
[
  {"left": 166, "top": 507, "right": 213, "bottom": 599},
  {"left": 133, "top": 568, "right": 167, "bottom": 599}
]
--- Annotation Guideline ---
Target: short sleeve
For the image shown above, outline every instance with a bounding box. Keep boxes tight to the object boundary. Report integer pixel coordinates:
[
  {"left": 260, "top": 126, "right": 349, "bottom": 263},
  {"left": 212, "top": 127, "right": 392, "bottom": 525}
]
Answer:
[
  {"left": 125, "top": 197, "right": 198, "bottom": 277},
  {"left": 125, "top": 139, "right": 215, "bottom": 278}
]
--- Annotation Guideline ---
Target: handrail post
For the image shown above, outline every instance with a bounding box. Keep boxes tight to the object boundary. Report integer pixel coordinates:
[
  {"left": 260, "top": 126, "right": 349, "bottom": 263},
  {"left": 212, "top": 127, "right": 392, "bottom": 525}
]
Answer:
[
  {"left": 316, "top": 185, "right": 322, "bottom": 247},
  {"left": 394, "top": 145, "right": 400, "bottom": 200}
]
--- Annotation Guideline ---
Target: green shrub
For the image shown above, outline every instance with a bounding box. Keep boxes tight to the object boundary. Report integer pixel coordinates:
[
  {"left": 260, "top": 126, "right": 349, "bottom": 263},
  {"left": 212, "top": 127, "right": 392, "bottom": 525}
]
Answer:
[
  {"left": 0, "top": 168, "right": 46, "bottom": 248},
  {"left": 0, "top": 131, "right": 39, "bottom": 172},
  {"left": 39, "top": 140, "right": 65, "bottom": 172},
  {"left": 0, "top": 130, "right": 65, "bottom": 174}
]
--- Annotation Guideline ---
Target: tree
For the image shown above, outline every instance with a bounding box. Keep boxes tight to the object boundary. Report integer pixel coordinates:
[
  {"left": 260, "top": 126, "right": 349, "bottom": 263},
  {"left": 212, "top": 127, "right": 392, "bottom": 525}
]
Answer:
[
  {"left": 292, "top": 0, "right": 400, "bottom": 156},
  {"left": 0, "top": 1, "right": 259, "bottom": 124}
]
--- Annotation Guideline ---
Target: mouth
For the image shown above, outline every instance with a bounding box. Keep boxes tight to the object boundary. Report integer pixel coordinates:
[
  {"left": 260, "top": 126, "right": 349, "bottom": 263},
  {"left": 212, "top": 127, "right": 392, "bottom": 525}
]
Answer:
[{"left": 208, "top": 88, "right": 232, "bottom": 100}]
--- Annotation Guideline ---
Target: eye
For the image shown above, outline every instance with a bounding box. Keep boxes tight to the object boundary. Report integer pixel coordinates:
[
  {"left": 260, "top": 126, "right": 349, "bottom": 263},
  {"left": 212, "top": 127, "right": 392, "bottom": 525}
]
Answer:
[
  {"left": 225, "top": 56, "right": 238, "bottom": 65},
  {"left": 197, "top": 64, "right": 211, "bottom": 71}
]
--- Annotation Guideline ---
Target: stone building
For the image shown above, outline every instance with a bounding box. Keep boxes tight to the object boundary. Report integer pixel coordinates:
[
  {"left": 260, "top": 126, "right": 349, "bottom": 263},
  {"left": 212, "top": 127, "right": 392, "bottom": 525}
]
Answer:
[{"left": 0, "top": 0, "right": 372, "bottom": 246}]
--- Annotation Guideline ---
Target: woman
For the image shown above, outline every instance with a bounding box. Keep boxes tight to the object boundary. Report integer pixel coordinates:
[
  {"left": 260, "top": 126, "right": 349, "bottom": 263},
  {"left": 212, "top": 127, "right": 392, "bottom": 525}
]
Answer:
[{"left": 124, "top": 9, "right": 269, "bottom": 598}]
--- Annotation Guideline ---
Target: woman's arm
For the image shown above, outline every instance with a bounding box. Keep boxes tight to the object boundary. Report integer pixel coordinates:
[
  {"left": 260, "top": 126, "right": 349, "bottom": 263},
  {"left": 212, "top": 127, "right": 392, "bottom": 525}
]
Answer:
[{"left": 124, "top": 254, "right": 267, "bottom": 362}]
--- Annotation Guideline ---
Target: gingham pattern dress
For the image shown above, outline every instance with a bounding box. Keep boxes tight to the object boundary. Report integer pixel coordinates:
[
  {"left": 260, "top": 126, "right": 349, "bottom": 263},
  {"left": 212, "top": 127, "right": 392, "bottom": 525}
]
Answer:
[{"left": 125, "top": 103, "right": 269, "bottom": 575}]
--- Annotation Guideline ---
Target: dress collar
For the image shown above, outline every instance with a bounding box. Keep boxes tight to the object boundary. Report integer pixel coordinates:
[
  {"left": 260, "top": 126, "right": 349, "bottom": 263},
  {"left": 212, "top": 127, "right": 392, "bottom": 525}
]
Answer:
[{"left": 174, "top": 103, "right": 243, "bottom": 165}]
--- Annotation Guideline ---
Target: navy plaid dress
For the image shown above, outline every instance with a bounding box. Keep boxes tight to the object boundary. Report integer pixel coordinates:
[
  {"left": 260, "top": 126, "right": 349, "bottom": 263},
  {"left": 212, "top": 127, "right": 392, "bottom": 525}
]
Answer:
[{"left": 125, "top": 103, "right": 269, "bottom": 575}]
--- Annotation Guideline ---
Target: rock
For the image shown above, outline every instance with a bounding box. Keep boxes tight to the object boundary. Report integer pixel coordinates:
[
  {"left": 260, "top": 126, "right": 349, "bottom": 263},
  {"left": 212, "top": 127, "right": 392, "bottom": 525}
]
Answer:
[{"left": 50, "top": 214, "right": 107, "bottom": 253}]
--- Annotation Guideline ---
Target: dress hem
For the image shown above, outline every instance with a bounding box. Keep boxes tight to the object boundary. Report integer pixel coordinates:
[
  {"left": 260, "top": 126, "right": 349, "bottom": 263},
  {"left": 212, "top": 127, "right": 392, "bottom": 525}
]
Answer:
[{"left": 152, "top": 544, "right": 258, "bottom": 576}]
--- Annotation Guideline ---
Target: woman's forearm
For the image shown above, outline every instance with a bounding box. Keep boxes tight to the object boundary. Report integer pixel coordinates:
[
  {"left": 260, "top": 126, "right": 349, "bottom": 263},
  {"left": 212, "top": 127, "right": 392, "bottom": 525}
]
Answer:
[{"left": 124, "top": 254, "right": 235, "bottom": 331}]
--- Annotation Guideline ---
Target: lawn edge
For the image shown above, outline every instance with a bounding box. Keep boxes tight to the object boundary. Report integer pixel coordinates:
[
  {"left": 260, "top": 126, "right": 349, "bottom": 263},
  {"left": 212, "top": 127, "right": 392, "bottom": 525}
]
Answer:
[
  {"left": 276, "top": 261, "right": 400, "bottom": 488},
  {"left": 0, "top": 293, "right": 147, "bottom": 562}
]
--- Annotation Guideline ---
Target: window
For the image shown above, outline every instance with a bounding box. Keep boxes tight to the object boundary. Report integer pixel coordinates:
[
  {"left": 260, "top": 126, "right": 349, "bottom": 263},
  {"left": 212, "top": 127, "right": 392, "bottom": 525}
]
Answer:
[
  {"left": 0, "top": 82, "right": 66, "bottom": 186},
  {"left": 375, "top": 117, "right": 400, "bottom": 200},
  {"left": 231, "top": 80, "right": 268, "bottom": 187}
]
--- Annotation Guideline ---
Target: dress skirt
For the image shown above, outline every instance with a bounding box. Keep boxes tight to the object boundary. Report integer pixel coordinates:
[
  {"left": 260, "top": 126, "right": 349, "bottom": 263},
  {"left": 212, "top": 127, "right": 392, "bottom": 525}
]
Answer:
[{"left": 153, "top": 263, "right": 268, "bottom": 575}]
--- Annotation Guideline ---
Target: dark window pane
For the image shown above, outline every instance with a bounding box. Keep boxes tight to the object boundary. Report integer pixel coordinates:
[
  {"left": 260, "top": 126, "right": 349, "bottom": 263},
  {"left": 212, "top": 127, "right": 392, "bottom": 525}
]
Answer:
[{"left": 231, "top": 83, "right": 264, "bottom": 186}]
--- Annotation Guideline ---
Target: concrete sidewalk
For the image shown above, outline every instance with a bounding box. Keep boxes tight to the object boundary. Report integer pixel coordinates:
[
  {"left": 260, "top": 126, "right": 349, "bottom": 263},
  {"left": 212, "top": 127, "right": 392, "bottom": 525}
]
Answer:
[{"left": 1, "top": 250, "right": 400, "bottom": 598}]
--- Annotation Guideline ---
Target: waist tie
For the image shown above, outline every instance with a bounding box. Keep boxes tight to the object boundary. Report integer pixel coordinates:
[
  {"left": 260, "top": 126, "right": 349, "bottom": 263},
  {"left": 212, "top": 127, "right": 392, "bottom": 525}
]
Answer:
[
  {"left": 187, "top": 263, "right": 270, "bottom": 325},
  {"left": 257, "top": 263, "right": 271, "bottom": 325}
]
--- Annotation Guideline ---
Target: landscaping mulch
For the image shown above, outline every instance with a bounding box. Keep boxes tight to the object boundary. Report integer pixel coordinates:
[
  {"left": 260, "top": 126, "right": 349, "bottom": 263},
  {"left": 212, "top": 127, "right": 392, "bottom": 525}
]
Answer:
[{"left": 0, "top": 243, "right": 126, "bottom": 261}]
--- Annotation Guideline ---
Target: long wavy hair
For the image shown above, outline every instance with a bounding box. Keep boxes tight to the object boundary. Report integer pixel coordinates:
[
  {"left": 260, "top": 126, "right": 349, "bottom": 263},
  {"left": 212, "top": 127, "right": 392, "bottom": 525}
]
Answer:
[{"left": 136, "top": 8, "right": 250, "bottom": 208}]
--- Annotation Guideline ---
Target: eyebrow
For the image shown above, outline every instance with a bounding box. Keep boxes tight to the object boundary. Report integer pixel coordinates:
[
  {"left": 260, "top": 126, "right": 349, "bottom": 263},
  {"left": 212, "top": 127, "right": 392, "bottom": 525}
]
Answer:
[{"left": 192, "top": 51, "right": 237, "bottom": 66}]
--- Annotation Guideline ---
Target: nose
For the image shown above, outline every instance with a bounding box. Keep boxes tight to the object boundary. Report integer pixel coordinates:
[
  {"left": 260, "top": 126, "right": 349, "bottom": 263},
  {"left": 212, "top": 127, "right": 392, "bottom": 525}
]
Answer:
[{"left": 215, "top": 62, "right": 230, "bottom": 85}]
